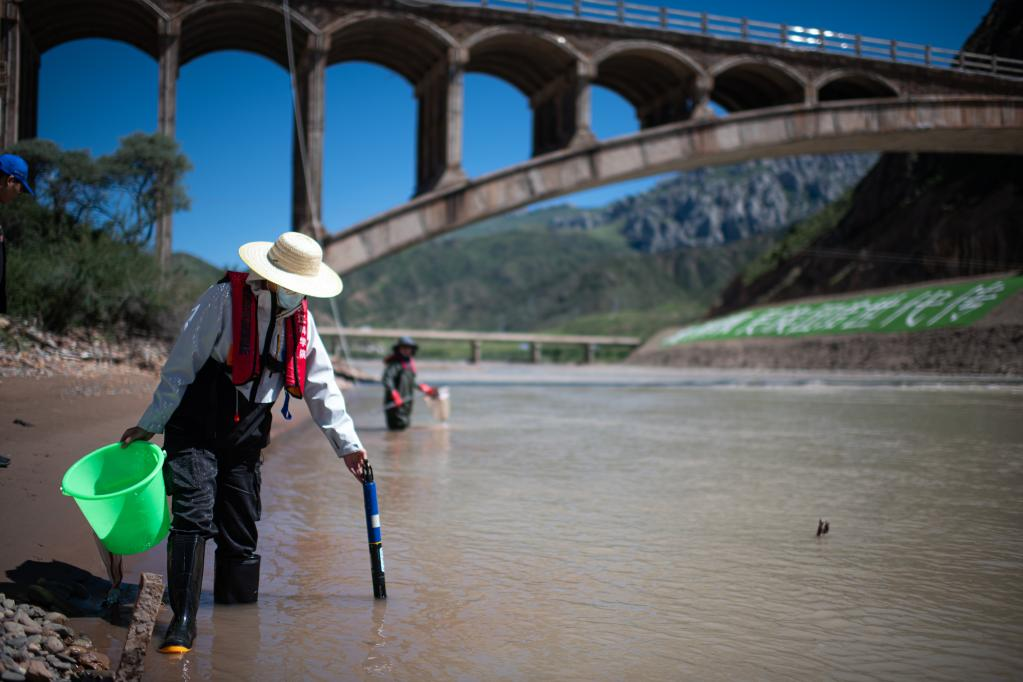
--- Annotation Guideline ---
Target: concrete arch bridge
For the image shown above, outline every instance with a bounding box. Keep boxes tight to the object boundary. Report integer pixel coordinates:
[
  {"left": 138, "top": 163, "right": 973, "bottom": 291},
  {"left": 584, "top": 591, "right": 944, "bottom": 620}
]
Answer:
[{"left": 4, "top": 0, "right": 1022, "bottom": 270}]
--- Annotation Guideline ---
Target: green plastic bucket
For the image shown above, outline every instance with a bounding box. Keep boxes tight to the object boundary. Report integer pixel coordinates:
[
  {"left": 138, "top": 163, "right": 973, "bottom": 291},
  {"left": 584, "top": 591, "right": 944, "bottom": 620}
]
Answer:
[{"left": 61, "top": 442, "right": 171, "bottom": 555}]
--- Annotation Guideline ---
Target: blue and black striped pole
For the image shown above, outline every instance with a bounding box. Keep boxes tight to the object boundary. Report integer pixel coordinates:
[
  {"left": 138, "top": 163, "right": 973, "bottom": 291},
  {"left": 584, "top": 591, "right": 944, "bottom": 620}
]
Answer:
[{"left": 362, "top": 463, "right": 387, "bottom": 599}]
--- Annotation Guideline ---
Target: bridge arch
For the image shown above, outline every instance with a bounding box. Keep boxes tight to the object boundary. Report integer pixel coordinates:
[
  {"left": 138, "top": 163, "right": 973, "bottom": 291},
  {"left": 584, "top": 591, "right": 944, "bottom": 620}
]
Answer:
[
  {"left": 325, "top": 13, "right": 456, "bottom": 84},
  {"left": 592, "top": 41, "right": 706, "bottom": 128},
  {"left": 326, "top": 14, "right": 460, "bottom": 195},
  {"left": 710, "top": 57, "right": 806, "bottom": 112},
  {"left": 464, "top": 27, "right": 590, "bottom": 156},
  {"left": 815, "top": 70, "right": 900, "bottom": 102},
  {"left": 463, "top": 26, "right": 587, "bottom": 96},
  {"left": 322, "top": 97, "right": 1023, "bottom": 275},
  {"left": 21, "top": 0, "right": 162, "bottom": 57},
  {"left": 175, "top": 0, "right": 313, "bottom": 69}
]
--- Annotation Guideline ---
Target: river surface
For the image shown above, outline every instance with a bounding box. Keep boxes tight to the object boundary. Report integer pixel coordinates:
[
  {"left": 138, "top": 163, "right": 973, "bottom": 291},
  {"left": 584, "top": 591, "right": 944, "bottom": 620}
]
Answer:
[{"left": 127, "top": 365, "right": 1022, "bottom": 680}]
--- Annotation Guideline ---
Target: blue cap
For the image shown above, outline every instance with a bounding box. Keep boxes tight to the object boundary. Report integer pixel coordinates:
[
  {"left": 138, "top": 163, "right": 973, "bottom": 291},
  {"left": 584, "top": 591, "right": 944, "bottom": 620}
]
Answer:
[{"left": 0, "top": 154, "right": 33, "bottom": 195}]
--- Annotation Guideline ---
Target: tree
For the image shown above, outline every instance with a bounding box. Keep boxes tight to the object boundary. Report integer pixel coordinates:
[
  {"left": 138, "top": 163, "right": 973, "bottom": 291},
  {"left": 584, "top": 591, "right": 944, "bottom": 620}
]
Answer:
[
  {"left": 8, "top": 133, "right": 191, "bottom": 247},
  {"left": 100, "top": 133, "right": 191, "bottom": 246},
  {"left": 1, "top": 135, "right": 195, "bottom": 333},
  {"left": 8, "top": 138, "right": 107, "bottom": 237}
]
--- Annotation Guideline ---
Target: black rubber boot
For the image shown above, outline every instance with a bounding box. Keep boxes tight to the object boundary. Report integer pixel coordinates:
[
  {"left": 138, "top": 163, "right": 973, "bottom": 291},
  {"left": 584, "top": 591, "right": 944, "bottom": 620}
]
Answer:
[
  {"left": 214, "top": 552, "right": 261, "bottom": 604},
  {"left": 160, "top": 534, "right": 206, "bottom": 654}
]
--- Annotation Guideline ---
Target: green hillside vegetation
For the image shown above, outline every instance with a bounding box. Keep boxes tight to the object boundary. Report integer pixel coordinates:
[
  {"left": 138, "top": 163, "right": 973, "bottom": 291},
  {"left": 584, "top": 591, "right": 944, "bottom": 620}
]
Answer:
[
  {"left": 336, "top": 226, "right": 694, "bottom": 332},
  {"left": 738, "top": 191, "right": 853, "bottom": 286},
  {"left": 2, "top": 135, "right": 194, "bottom": 335},
  {"left": 169, "top": 251, "right": 222, "bottom": 285},
  {"left": 324, "top": 210, "right": 782, "bottom": 353}
]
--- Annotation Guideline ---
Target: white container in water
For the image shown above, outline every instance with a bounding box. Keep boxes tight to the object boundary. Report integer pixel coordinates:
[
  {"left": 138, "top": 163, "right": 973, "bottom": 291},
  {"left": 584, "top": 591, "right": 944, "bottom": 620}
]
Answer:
[{"left": 424, "top": 386, "right": 450, "bottom": 422}]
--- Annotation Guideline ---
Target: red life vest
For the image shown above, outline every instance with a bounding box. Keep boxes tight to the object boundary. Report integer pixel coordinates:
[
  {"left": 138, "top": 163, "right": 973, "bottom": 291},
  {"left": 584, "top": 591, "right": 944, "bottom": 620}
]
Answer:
[{"left": 225, "top": 271, "right": 308, "bottom": 399}]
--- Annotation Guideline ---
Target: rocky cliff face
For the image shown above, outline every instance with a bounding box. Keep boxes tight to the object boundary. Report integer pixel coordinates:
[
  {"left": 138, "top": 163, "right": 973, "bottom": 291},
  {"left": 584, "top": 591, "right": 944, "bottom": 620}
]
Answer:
[
  {"left": 709, "top": 0, "right": 1023, "bottom": 317},
  {"left": 550, "top": 154, "right": 876, "bottom": 252}
]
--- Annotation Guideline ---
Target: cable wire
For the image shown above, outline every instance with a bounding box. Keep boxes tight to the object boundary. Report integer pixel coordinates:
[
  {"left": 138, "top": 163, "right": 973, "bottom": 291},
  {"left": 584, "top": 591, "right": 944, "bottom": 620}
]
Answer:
[{"left": 282, "top": 0, "right": 352, "bottom": 366}]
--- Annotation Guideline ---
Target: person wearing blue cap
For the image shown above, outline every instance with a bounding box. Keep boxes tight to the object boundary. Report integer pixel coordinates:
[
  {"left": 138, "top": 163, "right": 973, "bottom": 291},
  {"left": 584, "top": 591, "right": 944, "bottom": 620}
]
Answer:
[{"left": 0, "top": 153, "right": 34, "bottom": 314}]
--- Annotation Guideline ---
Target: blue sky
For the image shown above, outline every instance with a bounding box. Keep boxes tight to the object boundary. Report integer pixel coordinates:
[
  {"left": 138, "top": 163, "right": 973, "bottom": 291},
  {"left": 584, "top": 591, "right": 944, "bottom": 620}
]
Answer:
[{"left": 37, "top": 0, "right": 992, "bottom": 268}]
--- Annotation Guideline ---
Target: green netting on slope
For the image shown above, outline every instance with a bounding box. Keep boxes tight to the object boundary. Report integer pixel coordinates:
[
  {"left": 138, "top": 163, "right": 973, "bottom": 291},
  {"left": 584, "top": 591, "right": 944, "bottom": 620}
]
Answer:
[{"left": 663, "top": 275, "right": 1023, "bottom": 346}]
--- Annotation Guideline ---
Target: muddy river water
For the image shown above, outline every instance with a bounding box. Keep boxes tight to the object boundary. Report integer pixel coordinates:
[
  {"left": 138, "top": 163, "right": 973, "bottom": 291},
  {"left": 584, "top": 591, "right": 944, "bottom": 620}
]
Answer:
[{"left": 121, "top": 365, "right": 1022, "bottom": 680}]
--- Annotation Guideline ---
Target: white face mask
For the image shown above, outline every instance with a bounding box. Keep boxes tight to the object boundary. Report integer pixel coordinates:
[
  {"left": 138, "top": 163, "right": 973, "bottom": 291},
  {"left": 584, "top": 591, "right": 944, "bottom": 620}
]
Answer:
[{"left": 276, "top": 287, "right": 305, "bottom": 314}]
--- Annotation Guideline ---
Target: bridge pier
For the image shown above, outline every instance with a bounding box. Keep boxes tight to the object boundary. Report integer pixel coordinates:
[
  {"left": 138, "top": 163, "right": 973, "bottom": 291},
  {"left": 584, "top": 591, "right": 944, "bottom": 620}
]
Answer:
[
  {"left": 292, "top": 33, "right": 327, "bottom": 240},
  {"left": 155, "top": 17, "right": 180, "bottom": 270},
  {"left": 18, "top": 31, "right": 39, "bottom": 144},
  {"left": 0, "top": 1, "right": 35, "bottom": 149},
  {"left": 569, "top": 72, "right": 596, "bottom": 148},
  {"left": 690, "top": 76, "right": 715, "bottom": 120},
  {"left": 415, "top": 52, "right": 466, "bottom": 195},
  {"left": 532, "top": 68, "right": 594, "bottom": 156},
  {"left": 530, "top": 342, "right": 541, "bottom": 363}
]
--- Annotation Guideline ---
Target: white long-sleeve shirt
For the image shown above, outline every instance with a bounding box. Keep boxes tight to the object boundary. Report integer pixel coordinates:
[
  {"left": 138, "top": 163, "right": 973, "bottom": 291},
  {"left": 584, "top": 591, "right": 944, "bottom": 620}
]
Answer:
[{"left": 138, "top": 278, "right": 364, "bottom": 458}]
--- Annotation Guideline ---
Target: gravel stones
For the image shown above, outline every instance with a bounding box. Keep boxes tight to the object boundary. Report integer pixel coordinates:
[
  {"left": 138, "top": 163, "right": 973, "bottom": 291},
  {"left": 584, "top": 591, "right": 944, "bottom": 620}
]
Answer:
[
  {"left": 0, "top": 317, "right": 169, "bottom": 378},
  {"left": 0, "top": 594, "right": 111, "bottom": 681},
  {"left": 2, "top": 624, "right": 24, "bottom": 639},
  {"left": 25, "top": 660, "right": 54, "bottom": 681}
]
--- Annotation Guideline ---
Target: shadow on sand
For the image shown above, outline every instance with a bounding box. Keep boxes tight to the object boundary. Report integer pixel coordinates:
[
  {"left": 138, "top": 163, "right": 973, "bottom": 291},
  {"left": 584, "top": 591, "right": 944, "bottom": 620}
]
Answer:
[{"left": 0, "top": 560, "right": 142, "bottom": 624}]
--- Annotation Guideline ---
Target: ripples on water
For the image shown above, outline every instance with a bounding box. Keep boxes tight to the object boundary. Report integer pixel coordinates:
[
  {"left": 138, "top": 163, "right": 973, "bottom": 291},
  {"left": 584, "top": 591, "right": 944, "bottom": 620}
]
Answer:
[{"left": 141, "top": 377, "right": 1023, "bottom": 681}]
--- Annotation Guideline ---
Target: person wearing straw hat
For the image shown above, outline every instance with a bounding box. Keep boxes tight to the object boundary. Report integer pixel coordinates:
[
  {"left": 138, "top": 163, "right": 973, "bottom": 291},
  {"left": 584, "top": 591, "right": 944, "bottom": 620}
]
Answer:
[
  {"left": 382, "top": 335, "right": 439, "bottom": 430},
  {"left": 119, "top": 231, "right": 366, "bottom": 654}
]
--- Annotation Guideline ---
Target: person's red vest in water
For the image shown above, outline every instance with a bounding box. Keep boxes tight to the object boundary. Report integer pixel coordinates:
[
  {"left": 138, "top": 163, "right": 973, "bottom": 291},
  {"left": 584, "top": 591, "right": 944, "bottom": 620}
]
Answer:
[{"left": 225, "top": 271, "right": 308, "bottom": 399}]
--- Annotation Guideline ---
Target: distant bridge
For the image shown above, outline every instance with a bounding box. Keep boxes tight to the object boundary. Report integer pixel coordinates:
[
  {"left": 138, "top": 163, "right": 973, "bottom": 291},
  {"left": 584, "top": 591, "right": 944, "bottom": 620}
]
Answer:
[
  {"left": 318, "top": 325, "right": 642, "bottom": 363},
  {"left": 4, "top": 0, "right": 1023, "bottom": 269}
]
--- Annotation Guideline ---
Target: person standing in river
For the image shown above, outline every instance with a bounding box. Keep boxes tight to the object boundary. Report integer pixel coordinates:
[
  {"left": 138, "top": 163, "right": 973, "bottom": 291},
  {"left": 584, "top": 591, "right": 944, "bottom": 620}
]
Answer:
[
  {"left": 382, "top": 336, "right": 438, "bottom": 430},
  {"left": 119, "top": 231, "right": 366, "bottom": 654}
]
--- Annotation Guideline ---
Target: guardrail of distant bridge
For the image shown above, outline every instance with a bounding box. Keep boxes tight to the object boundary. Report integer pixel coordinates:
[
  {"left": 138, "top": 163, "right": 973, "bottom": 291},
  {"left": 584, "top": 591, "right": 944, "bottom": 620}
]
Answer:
[
  {"left": 318, "top": 326, "right": 642, "bottom": 363},
  {"left": 435, "top": 0, "right": 1023, "bottom": 80}
]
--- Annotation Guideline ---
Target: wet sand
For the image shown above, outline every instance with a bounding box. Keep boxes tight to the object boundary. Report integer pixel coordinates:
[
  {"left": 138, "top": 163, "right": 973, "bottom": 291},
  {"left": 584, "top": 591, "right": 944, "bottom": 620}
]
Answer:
[
  {"left": 0, "top": 370, "right": 164, "bottom": 583},
  {"left": 0, "top": 367, "right": 321, "bottom": 666}
]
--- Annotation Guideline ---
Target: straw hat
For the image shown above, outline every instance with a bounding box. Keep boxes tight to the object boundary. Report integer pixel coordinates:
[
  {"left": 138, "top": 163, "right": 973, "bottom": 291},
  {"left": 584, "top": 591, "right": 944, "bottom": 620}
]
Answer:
[{"left": 238, "top": 232, "right": 343, "bottom": 298}]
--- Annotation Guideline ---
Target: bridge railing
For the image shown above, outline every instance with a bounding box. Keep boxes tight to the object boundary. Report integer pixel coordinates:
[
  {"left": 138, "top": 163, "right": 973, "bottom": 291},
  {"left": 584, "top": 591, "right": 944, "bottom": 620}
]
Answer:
[
  {"left": 450, "top": 0, "right": 1023, "bottom": 79},
  {"left": 318, "top": 326, "right": 642, "bottom": 364}
]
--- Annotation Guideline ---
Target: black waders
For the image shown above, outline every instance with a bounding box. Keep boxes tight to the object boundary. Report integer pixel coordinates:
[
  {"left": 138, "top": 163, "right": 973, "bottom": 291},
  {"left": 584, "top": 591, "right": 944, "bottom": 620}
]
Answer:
[
  {"left": 159, "top": 534, "right": 206, "bottom": 654},
  {"left": 214, "top": 552, "right": 261, "bottom": 604}
]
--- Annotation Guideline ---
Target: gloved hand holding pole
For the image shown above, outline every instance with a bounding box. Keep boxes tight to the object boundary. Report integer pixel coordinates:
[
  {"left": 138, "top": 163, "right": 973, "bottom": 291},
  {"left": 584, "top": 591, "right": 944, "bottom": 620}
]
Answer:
[{"left": 362, "top": 462, "right": 387, "bottom": 599}]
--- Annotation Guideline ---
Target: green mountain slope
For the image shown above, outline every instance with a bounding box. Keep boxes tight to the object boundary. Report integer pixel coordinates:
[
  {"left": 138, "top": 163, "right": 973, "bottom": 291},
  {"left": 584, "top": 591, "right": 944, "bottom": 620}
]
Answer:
[
  {"left": 338, "top": 228, "right": 696, "bottom": 334},
  {"left": 332, "top": 154, "right": 877, "bottom": 338}
]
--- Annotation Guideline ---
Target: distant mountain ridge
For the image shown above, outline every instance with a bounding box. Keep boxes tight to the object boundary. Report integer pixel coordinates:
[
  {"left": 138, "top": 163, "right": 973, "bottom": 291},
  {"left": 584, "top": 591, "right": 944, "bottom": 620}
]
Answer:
[
  {"left": 336, "top": 153, "right": 877, "bottom": 336},
  {"left": 552, "top": 155, "right": 877, "bottom": 252}
]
